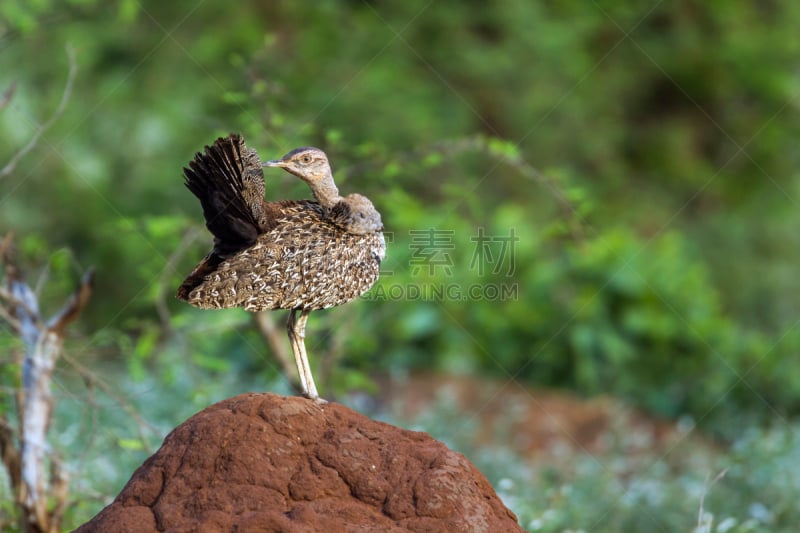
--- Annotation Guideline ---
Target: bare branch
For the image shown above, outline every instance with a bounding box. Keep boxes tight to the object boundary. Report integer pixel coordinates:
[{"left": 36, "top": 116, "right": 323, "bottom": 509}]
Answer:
[
  {"left": 253, "top": 312, "right": 301, "bottom": 393},
  {"left": 340, "top": 134, "right": 587, "bottom": 242},
  {"left": 155, "top": 227, "right": 201, "bottom": 328},
  {"left": 0, "top": 233, "right": 92, "bottom": 532},
  {"left": 432, "top": 136, "right": 586, "bottom": 242},
  {"left": 0, "top": 418, "right": 21, "bottom": 495},
  {"left": 0, "top": 82, "right": 16, "bottom": 112},
  {"left": 0, "top": 235, "right": 22, "bottom": 330},
  {"left": 0, "top": 300, "right": 22, "bottom": 333},
  {"left": 49, "top": 459, "right": 69, "bottom": 529},
  {"left": 319, "top": 313, "right": 347, "bottom": 388},
  {"left": 9, "top": 272, "right": 41, "bottom": 350},
  {"left": 61, "top": 352, "right": 158, "bottom": 451},
  {"left": 697, "top": 467, "right": 729, "bottom": 531},
  {"left": 46, "top": 269, "right": 94, "bottom": 336},
  {"left": 1, "top": 232, "right": 16, "bottom": 273},
  {"left": 0, "top": 44, "right": 78, "bottom": 179}
]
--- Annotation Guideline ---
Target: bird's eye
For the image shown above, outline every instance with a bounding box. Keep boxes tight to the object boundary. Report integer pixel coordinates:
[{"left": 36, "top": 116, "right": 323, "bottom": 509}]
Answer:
[{"left": 300, "top": 155, "right": 312, "bottom": 164}]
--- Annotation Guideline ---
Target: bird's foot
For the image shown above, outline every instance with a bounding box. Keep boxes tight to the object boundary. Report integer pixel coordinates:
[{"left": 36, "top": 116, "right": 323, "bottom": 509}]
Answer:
[{"left": 302, "top": 392, "right": 328, "bottom": 404}]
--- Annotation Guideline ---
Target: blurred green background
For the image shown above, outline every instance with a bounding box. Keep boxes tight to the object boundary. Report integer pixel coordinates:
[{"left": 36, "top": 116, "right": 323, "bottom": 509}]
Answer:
[{"left": 2, "top": 1, "right": 800, "bottom": 531}]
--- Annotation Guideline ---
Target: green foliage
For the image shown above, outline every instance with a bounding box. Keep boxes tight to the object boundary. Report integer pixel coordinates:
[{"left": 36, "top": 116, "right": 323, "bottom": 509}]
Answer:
[
  {"left": 396, "top": 396, "right": 800, "bottom": 533},
  {"left": 358, "top": 183, "right": 791, "bottom": 429},
  {"left": 2, "top": 1, "right": 800, "bottom": 527}
]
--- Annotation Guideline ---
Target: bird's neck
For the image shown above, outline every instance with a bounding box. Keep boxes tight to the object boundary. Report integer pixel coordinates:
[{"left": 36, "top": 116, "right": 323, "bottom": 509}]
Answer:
[{"left": 311, "top": 171, "right": 341, "bottom": 209}]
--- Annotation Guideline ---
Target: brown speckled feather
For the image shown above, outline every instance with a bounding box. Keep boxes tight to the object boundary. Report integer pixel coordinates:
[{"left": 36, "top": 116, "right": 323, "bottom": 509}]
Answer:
[
  {"left": 177, "top": 135, "right": 385, "bottom": 312},
  {"left": 184, "top": 199, "right": 385, "bottom": 311}
]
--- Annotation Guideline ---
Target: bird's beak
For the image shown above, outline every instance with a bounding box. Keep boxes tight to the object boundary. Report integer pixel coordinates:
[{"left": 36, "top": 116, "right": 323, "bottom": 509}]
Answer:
[{"left": 263, "top": 159, "right": 286, "bottom": 168}]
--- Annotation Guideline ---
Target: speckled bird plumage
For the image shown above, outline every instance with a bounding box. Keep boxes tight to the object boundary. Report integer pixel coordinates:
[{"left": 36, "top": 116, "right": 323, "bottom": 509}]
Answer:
[
  {"left": 177, "top": 134, "right": 385, "bottom": 400},
  {"left": 182, "top": 200, "right": 385, "bottom": 311}
]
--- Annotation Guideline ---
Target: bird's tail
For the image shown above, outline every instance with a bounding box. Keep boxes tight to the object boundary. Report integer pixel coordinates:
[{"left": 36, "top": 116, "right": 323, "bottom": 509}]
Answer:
[
  {"left": 182, "top": 134, "right": 269, "bottom": 257},
  {"left": 176, "top": 252, "right": 223, "bottom": 302}
]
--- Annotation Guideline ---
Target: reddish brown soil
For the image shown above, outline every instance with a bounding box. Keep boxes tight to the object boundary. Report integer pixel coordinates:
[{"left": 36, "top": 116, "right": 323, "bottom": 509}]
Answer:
[
  {"left": 377, "top": 372, "right": 709, "bottom": 461},
  {"left": 75, "top": 393, "right": 523, "bottom": 533}
]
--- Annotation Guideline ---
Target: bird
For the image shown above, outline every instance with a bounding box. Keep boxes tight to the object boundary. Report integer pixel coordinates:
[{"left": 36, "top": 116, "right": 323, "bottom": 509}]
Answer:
[{"left": 177, "top": 134, "right": 386, "bottom": 401}]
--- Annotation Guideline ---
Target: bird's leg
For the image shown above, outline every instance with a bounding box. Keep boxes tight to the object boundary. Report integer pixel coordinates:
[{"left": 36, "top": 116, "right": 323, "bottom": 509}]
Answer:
[
  {"left": 287, "top": 309, "right": 323, "bottom": 402},
  {"left": 286, "top": 310, "right": 310, "bottom": 397},
  {"left": 295, "top": 309, "right": 323, "bottom": 402}
]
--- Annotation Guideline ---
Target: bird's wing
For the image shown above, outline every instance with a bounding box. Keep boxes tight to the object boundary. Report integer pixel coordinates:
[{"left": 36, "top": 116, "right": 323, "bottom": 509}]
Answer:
[{"left": 183, "top": 134, "right": 276, "bottom": 257}]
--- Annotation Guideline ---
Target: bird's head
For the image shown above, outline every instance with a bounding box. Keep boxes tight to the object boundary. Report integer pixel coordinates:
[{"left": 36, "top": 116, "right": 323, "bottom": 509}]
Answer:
[{"left": 264, "top": 147, "right": 332, "bottom": 184}]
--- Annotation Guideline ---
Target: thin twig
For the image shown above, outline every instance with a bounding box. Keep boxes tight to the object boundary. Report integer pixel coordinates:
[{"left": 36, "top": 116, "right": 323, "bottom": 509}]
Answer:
[
  {"left": 0, "top": 44, "right": 78, "bottom": 179},
  {"left": 697, "top": 467, "right": 728, "bottom": 531},
  {"left": 61, "top": 351, "right": 157, "bottom": 452},
  {"left": 319, "top": 312, "right": 347, "bottom": 387},
  {"left": 0, "top": 82, "right": 16, "bottom": 112},
  {"left": 0, "top": 233, "right": 95, "bottom": 532},
  {"left": 1, "top": 283, "right": 44, "bottom": 336},
  {"left": 253, "top": 312, "right": 301, "bottom": 393},
  {"left": 431, "top": 136, "right": 586, "bottom": 242},
  {"left": 339, "top": 134, "right": 587, "bottom": 242},
  {"left": 0, "top": 417, "right": 21, "bottom": 493},
  {"left": 47, "top": 269, "right": 94, "bottom": 336},
  {"left": 0, "top": 303, "right": 21, "bottom": 333},
  {"left": 155, "top": 227, "right": 201, "bottom": 328},
  {"left": 1, "top": 235, "right": 38, "bottom": 333}
]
